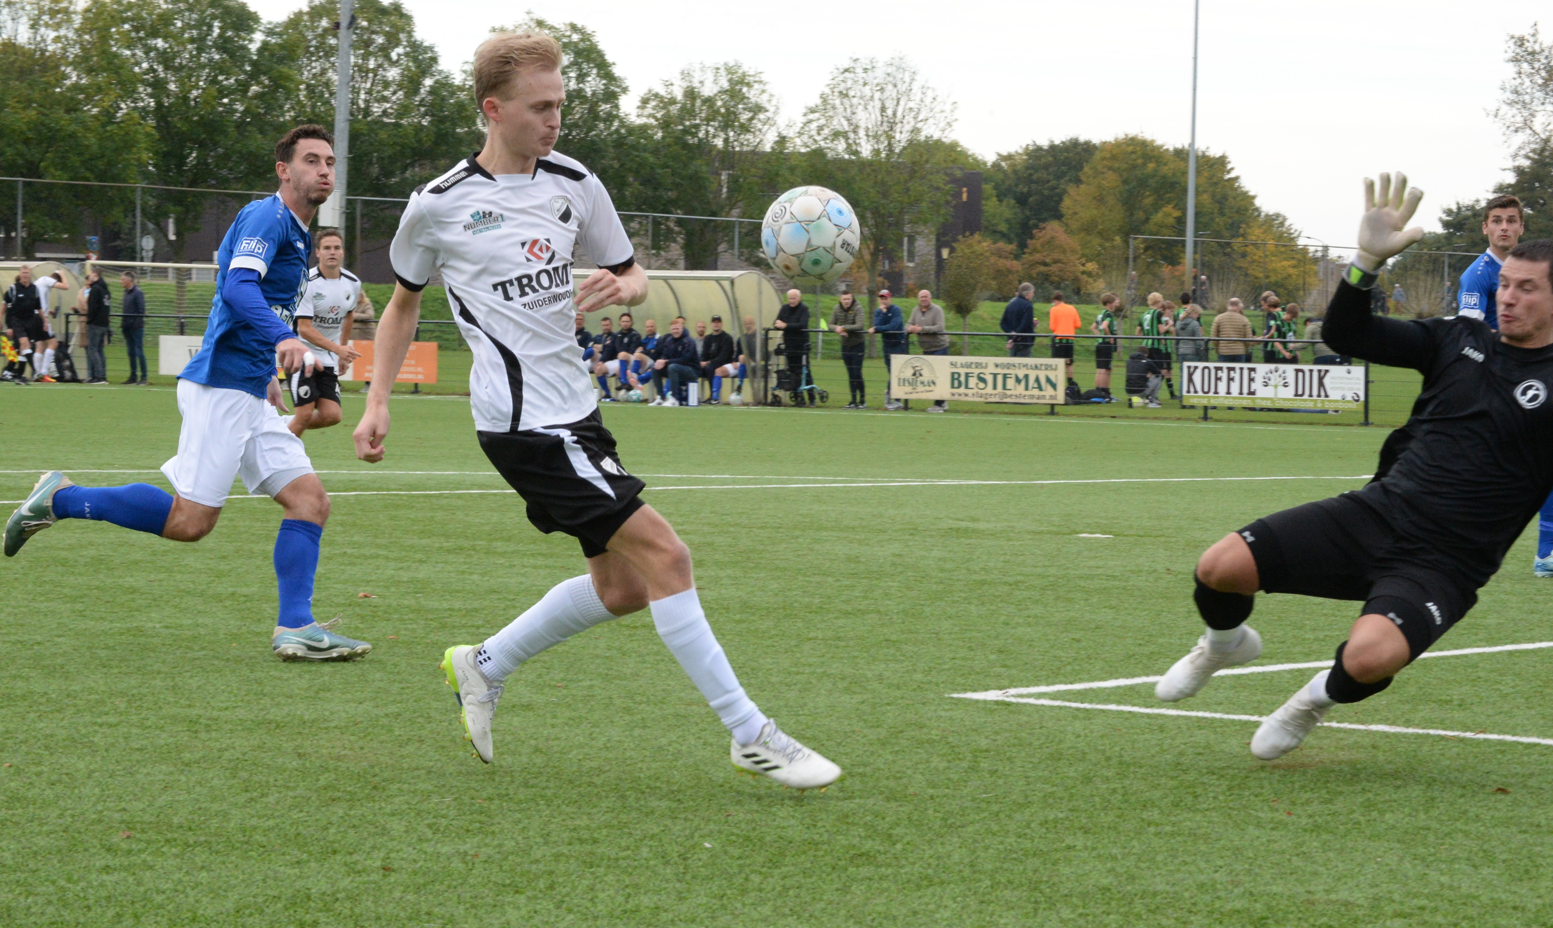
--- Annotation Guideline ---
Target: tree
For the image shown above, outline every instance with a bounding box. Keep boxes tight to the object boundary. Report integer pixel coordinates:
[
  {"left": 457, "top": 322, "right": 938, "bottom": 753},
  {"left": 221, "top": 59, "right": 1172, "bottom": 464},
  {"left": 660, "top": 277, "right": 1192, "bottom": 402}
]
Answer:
[
  {"left": 803, "top": 57, "right": 958, "bottom": 299},
  {"left": 637, "top": 63, "right": 776, "bottom": 269},
  {"left": 1492, "top": 25, "right": 1553, "bottom": 240},
  {"left": 1019, "top": 223, "right": 1099, "bottom": 299},
  {"left": 986, "top": 137, "right": 1097, "bottom": 248},
  {"left": 263, "top": 0, "right": 477, "bottom": 201},
  {"left": 940, "top": 234, "right": 991, "bottom": 330}
]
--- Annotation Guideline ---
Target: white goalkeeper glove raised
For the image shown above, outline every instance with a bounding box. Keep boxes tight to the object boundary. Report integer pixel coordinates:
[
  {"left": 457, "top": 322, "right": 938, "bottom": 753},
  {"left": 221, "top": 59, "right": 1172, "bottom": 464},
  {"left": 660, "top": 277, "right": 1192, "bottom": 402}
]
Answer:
[{"left": 1352, "top": 172, "right": 1424, "bottom": 277}]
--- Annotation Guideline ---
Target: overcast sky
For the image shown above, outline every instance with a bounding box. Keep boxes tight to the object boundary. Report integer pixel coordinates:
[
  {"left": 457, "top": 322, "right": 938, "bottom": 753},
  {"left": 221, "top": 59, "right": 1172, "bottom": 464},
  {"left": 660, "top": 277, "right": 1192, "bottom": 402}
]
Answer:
[{"left": 251, "top": 0, "right": 1540, "bottom": 250}]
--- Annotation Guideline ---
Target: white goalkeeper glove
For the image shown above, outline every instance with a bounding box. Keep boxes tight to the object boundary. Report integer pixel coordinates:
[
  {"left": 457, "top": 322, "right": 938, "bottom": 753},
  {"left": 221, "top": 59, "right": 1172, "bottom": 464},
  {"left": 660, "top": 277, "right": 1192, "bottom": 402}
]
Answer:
[{"left": 1352, "top": 172, "right": 1424, "bottom": 275}]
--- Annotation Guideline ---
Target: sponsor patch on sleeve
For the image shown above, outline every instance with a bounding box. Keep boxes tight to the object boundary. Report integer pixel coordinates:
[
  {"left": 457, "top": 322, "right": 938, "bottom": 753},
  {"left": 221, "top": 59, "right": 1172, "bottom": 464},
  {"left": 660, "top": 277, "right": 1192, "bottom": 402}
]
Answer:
[
  {"left": 1460, "top": 290, "right": 1480, "bottom": 310},
  {"left": 236, "top": 236, "right": 271, "bottom": 260}
]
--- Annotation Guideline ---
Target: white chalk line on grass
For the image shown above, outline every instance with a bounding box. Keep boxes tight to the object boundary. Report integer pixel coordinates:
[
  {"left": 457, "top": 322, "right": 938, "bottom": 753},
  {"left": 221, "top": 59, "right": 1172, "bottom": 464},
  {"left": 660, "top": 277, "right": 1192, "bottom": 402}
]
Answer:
[
  {"left": 0, "top": 473, "right": 1371, "bottom": 505},
  {"left": 951, "top": 641, "right": 1553, "bottom": 748}
]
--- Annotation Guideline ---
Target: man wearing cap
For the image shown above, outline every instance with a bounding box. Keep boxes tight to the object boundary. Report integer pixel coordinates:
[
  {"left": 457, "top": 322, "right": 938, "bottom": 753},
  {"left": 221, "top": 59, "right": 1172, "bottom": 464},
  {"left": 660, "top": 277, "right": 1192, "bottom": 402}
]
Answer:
[
  {"left": 698, "top": 315, "right": 738, "bottom": 404},
  {"left": 869, "top": 289, "right": 906, "bottom": 410}
]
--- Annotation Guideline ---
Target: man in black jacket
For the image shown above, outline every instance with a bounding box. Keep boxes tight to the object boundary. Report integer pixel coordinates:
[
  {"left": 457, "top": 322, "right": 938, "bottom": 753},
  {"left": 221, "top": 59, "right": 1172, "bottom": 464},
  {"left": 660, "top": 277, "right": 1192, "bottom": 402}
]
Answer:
[
  {"left": 1155, "top": 171, "right": 1553, "bottom": 761},
  {"left": 648, "top": 316, "right": 699, "bottom": 406},
  {"left": 84, "top": 269, "right": 112, "bottom": 384},
  {"left": 698, "top": 315, "right": 738, "bottom": 404},
  {"left": 1000, "top": 283, "right": 1037, "bottom": 356},
  {"left": 774, "top": 288, "right": 811, "bottom": 405},
  {"left": 120, "top": 271, "right": 147, "bottom": 384}
]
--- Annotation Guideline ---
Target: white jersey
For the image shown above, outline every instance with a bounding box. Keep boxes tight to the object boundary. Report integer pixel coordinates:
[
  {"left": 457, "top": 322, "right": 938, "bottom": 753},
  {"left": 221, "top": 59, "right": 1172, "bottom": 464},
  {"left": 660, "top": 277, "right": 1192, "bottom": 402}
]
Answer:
[
  {"left": 389, "top": 152, "right": 634, "bottom": 432},
  {"left": 297, "top": 268, "right": 360, "bottom": 367}
]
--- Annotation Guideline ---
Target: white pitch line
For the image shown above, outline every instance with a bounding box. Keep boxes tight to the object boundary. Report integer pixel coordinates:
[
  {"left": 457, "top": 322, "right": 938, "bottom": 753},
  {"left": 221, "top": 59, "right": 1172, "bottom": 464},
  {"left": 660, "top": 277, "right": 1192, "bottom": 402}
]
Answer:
[{"left": 986, "top": 697, "right": 1553, "bottom": 747}]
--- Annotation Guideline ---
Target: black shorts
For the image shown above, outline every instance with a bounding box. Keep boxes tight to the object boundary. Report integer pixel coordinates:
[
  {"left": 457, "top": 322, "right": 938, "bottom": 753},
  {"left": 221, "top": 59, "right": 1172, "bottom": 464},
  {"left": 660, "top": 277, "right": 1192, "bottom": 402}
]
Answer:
[
  {"left": 1147, "top": 347, "right": 1172, "bottom": 364},
  {"left": 290, "top": 366, "right": 341, "bottom": 407},
  {"left": 16, "top": 317, "right": 48, "bottom": 343},
  {"left": 1240, "top": 494, "right": 1479, "bottom": 660},
  {"left": 478, "top": 409, "right": 646, "bottom": 558},
  {"left": 1051, "top": 340, "right": 1074, "bottom": 360},
  {"left": 1094, "top": 343, "right": 1115, "bottom": 370}
]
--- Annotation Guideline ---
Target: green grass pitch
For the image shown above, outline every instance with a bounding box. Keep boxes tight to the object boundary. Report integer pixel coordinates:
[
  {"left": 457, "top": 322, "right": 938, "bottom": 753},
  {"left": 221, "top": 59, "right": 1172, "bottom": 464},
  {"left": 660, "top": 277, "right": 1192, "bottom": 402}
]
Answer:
[{"left": 3, "top": 385, "right": 1552, "bottom": 926}]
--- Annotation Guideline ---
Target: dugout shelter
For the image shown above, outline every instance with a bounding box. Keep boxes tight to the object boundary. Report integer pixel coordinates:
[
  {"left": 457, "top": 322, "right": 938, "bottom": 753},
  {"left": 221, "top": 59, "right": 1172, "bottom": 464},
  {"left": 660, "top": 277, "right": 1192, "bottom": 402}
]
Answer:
[{"left": 0, "top": 260, "right": 82, "bottom": 321}]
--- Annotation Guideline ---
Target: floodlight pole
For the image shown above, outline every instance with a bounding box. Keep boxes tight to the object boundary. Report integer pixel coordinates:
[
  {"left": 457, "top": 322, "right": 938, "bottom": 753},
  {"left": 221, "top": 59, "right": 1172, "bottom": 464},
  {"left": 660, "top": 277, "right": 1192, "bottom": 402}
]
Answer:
[
  {"left": 321, "top": 0, "right": 353, "bottom": 228},
  {"left": 1184, "top": 0, "right": 1199, "bottom": 299}
]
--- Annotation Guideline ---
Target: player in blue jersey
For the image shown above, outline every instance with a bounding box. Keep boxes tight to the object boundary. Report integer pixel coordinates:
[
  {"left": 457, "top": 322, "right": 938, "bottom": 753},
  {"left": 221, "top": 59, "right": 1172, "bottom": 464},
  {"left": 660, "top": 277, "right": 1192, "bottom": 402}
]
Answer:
[
  {"left": 4, "top": 125, "right": 370, "bottom": 661},
  {"left": 1456, "top": 195, "right": 1525, "bottom": 329}
]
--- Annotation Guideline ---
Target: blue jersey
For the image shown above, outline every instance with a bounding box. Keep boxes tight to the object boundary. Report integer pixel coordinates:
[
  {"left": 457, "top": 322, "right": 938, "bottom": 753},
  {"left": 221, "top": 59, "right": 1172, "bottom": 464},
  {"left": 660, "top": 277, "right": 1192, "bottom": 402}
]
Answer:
[
  {"left": 1457, "top": 250, "right": 1502, "bottom": 330},
  {"left": 180, "top": 194, "right": 312, "bottom": 397}
]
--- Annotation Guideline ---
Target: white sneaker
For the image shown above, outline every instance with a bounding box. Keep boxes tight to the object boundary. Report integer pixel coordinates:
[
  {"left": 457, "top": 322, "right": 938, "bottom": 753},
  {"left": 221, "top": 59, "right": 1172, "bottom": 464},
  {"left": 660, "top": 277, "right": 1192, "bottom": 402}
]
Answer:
[
  {"left": 1535, "top": 555, "right": 1553, "bottom": 578},
  {"left": 1251, "top": 681, "right": 1331, "bottom": 760},
  {"left": 1154, "top": 626, "right": 1263, "bottom": 702},
  {"left": 664, "top": 396, "right": 680, "bottom": 407},
  {"left": 731, "top": 720, "right": 841, "bottom": 790},
  {"left": 439, "top": 645, "right": 502, "bottom": 763},
  {"left": 648, "top": 397, "right": 664, "bottom": 406}
]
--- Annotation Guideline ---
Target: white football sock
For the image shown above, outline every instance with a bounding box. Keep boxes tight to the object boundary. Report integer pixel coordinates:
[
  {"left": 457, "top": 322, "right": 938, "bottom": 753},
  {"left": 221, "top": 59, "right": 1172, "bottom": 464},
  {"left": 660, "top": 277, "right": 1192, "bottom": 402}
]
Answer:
[
  {"left": 1304, "top": 669, "right": 1337, "bottom": 707},
  {"left": 650, "top": 587, "right": 767, "bottom": 745},
  {"left": 41, "top": 347, "right": 54, "bottom": 376},
  {"left": 477, "top": 575, "right": 617, "bottom": 683},
  {"left": 1206, "top": 625, "right": 1244, "bottom": 651}
]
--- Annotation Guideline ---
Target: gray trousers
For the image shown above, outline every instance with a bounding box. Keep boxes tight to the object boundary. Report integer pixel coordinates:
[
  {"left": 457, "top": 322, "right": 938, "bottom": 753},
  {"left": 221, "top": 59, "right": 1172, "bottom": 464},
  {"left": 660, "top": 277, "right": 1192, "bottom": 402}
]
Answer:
[{"left": 87, "top": 325, "right": 110, "bottom": 381}]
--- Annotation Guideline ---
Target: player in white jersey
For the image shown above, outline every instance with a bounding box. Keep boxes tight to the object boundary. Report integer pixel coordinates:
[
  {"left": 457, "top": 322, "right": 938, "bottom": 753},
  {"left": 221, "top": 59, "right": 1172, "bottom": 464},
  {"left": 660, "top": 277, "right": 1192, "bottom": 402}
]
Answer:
[
  {"left": 289, "top": 228, "right": 365, "bottom": 437},
  {"left": 352, "top": 32, "right": 840, "bottom": 789}
]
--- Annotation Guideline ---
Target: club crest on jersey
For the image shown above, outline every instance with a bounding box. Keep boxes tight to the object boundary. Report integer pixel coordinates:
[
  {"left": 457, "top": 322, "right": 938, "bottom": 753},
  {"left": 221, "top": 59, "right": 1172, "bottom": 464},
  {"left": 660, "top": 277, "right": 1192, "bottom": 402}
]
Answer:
[
  {"left": 1515, "top": 380, "right": 1547, "bottom": 410},
  {"left": 550, "top": 196, "right": 574, "bottom": 224},
  {"left": 522, "top": 237, "right": 557, "bottom": 265},
  {"left": 463, "top": 210, "right": 506, "bottom": 235}
]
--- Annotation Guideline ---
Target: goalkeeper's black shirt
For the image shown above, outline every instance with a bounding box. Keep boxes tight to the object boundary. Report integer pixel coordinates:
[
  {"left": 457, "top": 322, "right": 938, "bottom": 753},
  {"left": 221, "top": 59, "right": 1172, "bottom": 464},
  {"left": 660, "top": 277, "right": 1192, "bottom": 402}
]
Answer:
[{"left": 1323, "top": 280, "right": 1553, "bottom": 586}]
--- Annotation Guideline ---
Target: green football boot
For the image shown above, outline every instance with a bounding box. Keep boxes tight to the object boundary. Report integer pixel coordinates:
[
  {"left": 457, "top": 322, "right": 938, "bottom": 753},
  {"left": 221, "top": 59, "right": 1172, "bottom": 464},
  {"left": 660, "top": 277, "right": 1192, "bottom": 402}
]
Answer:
[
  {"left": 5, "top": 470, "right": 72, "bottom": 557},
  {"left": 272, "top": 618, "right": 372, "bottom": 661}
]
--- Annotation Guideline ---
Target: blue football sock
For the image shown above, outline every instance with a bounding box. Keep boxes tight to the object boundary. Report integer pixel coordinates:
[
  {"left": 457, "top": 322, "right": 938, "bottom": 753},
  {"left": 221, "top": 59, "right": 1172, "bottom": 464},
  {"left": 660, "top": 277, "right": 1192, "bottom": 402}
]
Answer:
[
  {"left": 1540, "top": 492, "right": 1553, "bottom": 558},
  {"left": 711, "top": 375, "right": 722, "bottom": 400},
  {"left": 597, "top": 374, "right": 610, "bottom": 393},
  {"left": 52, "top": 484, "right": 172, "bottom": 536},
  {"left": 273, "top": 519, "right": 323, "bottom": 629}
]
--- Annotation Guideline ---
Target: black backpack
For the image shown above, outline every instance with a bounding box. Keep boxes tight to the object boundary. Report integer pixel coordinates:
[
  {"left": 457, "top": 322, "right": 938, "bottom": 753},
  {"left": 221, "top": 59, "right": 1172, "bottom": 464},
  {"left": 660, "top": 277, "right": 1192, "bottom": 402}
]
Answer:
[
  {"left": 1065, "top": 383, "right": 1083, "bottom": 405},
  {"left": 53, "top": 342, "right": 80, "bottom": 382}
]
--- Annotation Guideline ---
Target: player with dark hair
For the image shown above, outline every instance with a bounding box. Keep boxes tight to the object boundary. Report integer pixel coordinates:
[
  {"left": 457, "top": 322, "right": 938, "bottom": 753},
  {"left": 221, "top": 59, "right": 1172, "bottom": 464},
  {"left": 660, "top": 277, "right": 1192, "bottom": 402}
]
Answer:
[
  {"left": 289, "top": 227, "right": 364, "bottom": 437},
  {"left": 5, "top": 125, "right": 371, "bottom": 662},
  {"left": 353, "top": 31, "right": 839, "bottom": 787},
  {"left": 1154, "top": 172, "right": 1553, "bottom": 760},
  {"left": 1457, "top": 194, "right": 1524, "bottom": 329}
]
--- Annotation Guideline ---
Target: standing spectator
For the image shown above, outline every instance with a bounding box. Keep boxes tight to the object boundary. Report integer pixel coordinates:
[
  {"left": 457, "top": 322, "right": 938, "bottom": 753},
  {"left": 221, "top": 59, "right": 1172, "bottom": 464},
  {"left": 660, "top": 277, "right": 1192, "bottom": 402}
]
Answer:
[
  {"left": 1125, "top": 344, "right": 1163, "bottom": 408},
  {"left": 1371, "top": 284, "right": 1389, "bottom": 317},
  {"left": 84, "top": 268, "right": 112, "bottom": 384},
  {"left": 869, "top": 289, "right": 906, "bottom": 410},
  {"left": 1000, "top": 283, "right": 1036, "bottom": 357},
  {"left": 738, "top": 315, "right": 759, "bottom": 397},
  {"left": 1306, "top": 314, "right": 1344, "bottom": 365},
  {"left": 120, "top": 271, "right": 147, "bottom": 384},
  {"left": 648, "top": 316, "right": 699, "bottom": 406},
  {"left": 1391, "top": 281, "right": 1406, "bottom": 312},
  {"left": 1258, "top": 294, "right": 1284, "bottom": 362},
  {"left": 69, "top": 285, "right": 89, "bottom": 363},
  {"left": 1138, "top": 292, "right": 1176, "bottom": 398},
  {"left": 1091, "top": 291, "right": 1121, "bottom": 399},
  {"left": 774, "top": 288, "right": 811, "bottom": 406},
  {"left": 908, "top": 289, "right": 949, "bottom": 412},
  {"left": 1175, "top": 301, "right": 1206, "bottom": 363},
  {"left": 1268, "top": 302, "right": 1301, "bottom": 363},
  {"left": 1210, "top": 297, "right": 1254, "bottom": 363},
  {"left": 1047, "top": 290, "right": 1081, "bottom": 390},
  {"left": 830, "top": 290, "right": 868, "bottom": 408},
  {"left": 698, "top": 315, "right": 738, "bottom": 404}
]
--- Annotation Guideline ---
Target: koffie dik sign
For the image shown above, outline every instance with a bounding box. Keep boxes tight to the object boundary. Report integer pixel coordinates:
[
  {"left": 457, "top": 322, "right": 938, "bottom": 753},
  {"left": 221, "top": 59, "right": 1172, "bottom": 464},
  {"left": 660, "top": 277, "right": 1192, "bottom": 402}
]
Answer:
[{"left": 1181, "top": 362, "right": 1365, "bottom": 410}]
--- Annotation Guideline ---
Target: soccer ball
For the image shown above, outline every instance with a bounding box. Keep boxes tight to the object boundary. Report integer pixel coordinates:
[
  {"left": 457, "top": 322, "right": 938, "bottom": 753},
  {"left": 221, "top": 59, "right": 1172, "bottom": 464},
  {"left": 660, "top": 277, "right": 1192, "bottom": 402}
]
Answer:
[
  {"left": 760, "top": 186, "right": 860, "bottom": 285},
  {"left": 627, "top": 389, "right": 644, "bottom": 403},
  {"left": 729, "top": 392, "right": 744, "bottom": 406}
]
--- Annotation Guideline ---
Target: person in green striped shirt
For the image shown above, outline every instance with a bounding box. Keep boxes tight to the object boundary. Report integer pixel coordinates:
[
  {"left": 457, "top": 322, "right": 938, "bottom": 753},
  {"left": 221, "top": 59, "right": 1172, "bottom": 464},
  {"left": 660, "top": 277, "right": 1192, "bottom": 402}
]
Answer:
[
  {"left": 1136, "top": 292, "right": 1177, "bottom": 399},
  {"left": 1268, "top": 303, "right": 1302, "bottom": 363}
]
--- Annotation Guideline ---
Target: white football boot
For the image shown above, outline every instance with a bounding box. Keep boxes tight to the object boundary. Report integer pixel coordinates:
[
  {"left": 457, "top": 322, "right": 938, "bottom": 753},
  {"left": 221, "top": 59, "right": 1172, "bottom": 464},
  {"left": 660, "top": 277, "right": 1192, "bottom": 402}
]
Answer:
[
  {"left": 1534, "top": 555, "right": 1553, "bottom": 578},
  {"left": 731, "top": 720, "right": 841, "bottom": 790},
  {"left": 440, "top": 645, "right": 502, "bottom": 763},
  {"left": 1251, "top": 677, "right": 1332, "bottom": 760},
  {"left": 1154, "top": 626, "right": 1263, "bottom": 702}
]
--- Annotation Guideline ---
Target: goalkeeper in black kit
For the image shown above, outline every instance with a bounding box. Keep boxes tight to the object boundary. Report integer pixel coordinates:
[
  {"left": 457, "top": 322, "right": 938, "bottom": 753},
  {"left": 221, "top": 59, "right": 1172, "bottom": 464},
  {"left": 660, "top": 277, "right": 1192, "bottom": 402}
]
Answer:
[{"left": 1153, "top": 172, "right": 1553, "bottom": 760}]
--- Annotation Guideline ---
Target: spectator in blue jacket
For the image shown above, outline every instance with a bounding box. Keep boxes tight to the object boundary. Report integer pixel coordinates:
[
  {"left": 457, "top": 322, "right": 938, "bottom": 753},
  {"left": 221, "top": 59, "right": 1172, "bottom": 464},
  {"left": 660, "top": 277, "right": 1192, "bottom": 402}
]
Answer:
[
  {"left": 119, "top": 271, "right": 147, "bottom": 384},
  {"left": 648, "top": 316, "right": 700, "bottom": 406},
  {"left": 868, "top": 289, "right": 906, "bottom": 410},
  {"left": 1000, "top": 282, "right": 1037, "bottom": 357}
]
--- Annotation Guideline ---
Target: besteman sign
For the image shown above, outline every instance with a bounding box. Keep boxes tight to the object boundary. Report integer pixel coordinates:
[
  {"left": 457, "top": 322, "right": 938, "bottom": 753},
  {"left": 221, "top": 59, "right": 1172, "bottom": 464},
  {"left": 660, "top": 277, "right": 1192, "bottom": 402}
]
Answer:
[
  {"left": 1181, "top": 362, "right": 1366, "bottom": 411},
  {"left": 890, "top": 354, "right": 1065, "bottom": 404}
]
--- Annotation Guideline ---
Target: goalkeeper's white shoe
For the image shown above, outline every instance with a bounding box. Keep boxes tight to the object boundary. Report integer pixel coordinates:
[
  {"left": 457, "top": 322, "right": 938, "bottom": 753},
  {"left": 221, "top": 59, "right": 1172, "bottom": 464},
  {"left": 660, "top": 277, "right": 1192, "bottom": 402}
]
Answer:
[
  {"left": 1251, "top": 679, "right": 1331, "bottom": 760},
  {"left": 731, "top": 720, "right": 841, "bottom": 790},
  {"left": 1154, "top": 626, "right": 1263, "bottom": 702},
  {"left": 440, "top": 645, "right": 501, "bottom": 764}
]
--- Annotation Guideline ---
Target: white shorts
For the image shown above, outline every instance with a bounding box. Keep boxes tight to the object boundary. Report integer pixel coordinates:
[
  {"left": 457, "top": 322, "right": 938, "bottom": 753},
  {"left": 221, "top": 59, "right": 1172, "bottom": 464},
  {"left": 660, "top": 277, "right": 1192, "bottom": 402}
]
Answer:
[{"left": 161, "top": 379, "right": 314, "bottom": 507}]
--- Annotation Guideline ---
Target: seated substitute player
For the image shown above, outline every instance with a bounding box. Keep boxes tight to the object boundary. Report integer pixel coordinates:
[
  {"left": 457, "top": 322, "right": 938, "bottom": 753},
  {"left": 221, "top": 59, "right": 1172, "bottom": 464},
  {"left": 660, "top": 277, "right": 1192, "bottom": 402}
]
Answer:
[
  {"left": 698, "top": 314, "right": 738, "bottom": 404},
  {"left": 1154, "top": 172, "right": 1553, "bottom": 760},
  {"left": 626, "top": 315, "right": 660, "bottom": 392},
  {"left": 4, "top": 125, "right": 370, "bottom": 662},
  {"left": 351, "top": 32, "right": 840, "bottom": 788},
  {"left": 592, "top": 309, "right": 641, "bottom": 398},
  {"left": 289, "top": 227, "right": 364, "bottom": 438}
]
